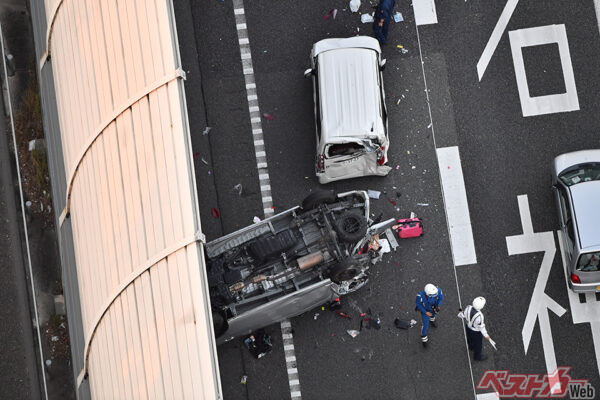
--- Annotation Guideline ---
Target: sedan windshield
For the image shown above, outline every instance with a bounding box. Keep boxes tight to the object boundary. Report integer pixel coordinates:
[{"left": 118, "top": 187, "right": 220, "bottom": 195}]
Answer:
[
  {"left": 559, "top": 163, "right": 600, "bottom": 186},
  {"left": 578, "top": 252, "right": 600, "bottom": 272}
]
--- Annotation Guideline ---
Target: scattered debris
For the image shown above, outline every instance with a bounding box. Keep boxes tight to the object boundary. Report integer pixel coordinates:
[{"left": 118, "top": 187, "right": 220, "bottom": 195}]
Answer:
[
  {"left": 396, "top": 98, "right": 401, "bottom": 105},
  {"left": 233, "top": 183, "right": 243, "bottom": 196},
  {"left": 396, "top": 192, "right": 402, "bottom": 197},
  {"left": 253, "top": 216, "right": 262, "bottom": 224},
  {"left": 323, "top": 9, "right": 338, "bottom": 20},
  {"left": 202, "top": 127, "right": 212, "bottom": 135},
  {"left": 25, "top": 200, "right": 32, "bottom": 208},
  {"left": 394, "top": 12, "right": 404, "bottom": 22},
  {"left": 367, "top": 317, "right": 381, "bottom": 330},
  {"left": 211, "top": 207, "right": 220, "bottom": 218},
  {"left": 395, "top": 165, "right": 400, "bottom": 170},
  {"left": 349, "top": 0, "right": 361, "bottom": 12},
  {"left": 401, "top": 48, "right": 409, "bottom": 54},
  {"left": 337, "top": 311, "right": 351, "bottom": 319},
  {"left": 240, "top": 375, "right": 247, "bottom": 384},
  {"left": 427, "top": 123, "right": 432, "bottom": 128},
  {"left": 200, "top": 157, "right": 208, "bottom": 165},
  {"left": 347, "top": 329, "right": 360, "bottom": 338},
  {"left": 51, "top": 336, "right": 59, "bottom": 342},
  {"left": 367, "top": 189, "right": 381, "bottom": 199},
  {"left": 194, "top": 152, "right": 200, "bottom": 158},
  {"left": 396, "top": 44, "right": 403, "bottom": 49},
  {"left": 387, "top": 197, "right": 397, "bottom": 206},
  {"left": 361, "top": 13, "right": 374, "bottom": 23},
  {"left": 416, "top": 203, "right": 429, "bottom": 206},
  {"left": 244, "top": 329, "right": 272, "bottom": 359},
  {"left": 314, "top": 313, "right": 320, "bottom": 320},
  {"left": 394, "top": 318, "right": 417, "bottom": 329},
  {"left": 262, "top": 112, "right": 274, "bottom": 120}
]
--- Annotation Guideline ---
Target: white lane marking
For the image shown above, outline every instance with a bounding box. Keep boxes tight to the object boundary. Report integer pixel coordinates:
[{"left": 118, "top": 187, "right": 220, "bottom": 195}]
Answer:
[
  {"left": 505, "top": 195, "right": 566, "bottom": 394},
  {"left": 233, "top": 4, "right": 302, "bottom": 397},
  {"left": 414, "top": 22, "right": 476, "bottom": 399},
  {"left": 509, "top": 25, "right": 579, "bottom": 117},
  {"left": 476, "top": 393, "right": 499, "bottom": 400},
  {"left": 595, "top": 0, "right": 600, "bottom": 36},
  {"left": 236, "top": 23, "right": 247, "bottom": 30},
  {"left": 260, "top": 184, "right": 271, "bottom": 192},
  {"left": 0, "top": 23, "right": 49, "bottom": 400},
  {"left": 287, "top": 368, "right": 298, "bottom": 374},
  {"left": 413, "top": 0, "right": 438, "bottom": 25},
  {"left": 284, "top": 344, "right": 294, "bottom": 351},
  {"left": 557, "top": 230, "right": 600, "bottom": 378},
  {"left": 436, "top": 146, "right": 477, "bottom": 266},
  {"left": 477, "top": 0, "right": 519, "bottom": 81}
]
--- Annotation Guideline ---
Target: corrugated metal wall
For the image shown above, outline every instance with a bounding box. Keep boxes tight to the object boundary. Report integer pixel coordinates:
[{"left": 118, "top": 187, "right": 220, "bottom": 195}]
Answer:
[{"left": 29, "top": 0, "right": 222, "bottom": 398}]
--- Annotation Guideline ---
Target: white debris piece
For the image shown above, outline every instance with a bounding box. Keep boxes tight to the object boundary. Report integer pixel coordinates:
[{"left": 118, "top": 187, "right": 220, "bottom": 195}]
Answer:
[
  {"left": 349, "top": 0, "right": 361, "bottom": 12},
  {"left": 367, "top": 190, "right": 381, "bottom": 199}
]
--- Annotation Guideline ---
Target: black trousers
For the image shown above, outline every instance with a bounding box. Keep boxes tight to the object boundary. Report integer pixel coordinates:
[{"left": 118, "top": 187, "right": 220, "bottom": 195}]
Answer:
[{"left": 466, "top": 326, "right": 483, "bottom": 360}]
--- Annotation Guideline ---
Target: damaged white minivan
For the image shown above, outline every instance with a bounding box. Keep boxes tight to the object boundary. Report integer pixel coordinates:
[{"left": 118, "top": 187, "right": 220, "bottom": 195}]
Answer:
[{"left": 304, "top": 36, "right": 392, "bottom": 184}]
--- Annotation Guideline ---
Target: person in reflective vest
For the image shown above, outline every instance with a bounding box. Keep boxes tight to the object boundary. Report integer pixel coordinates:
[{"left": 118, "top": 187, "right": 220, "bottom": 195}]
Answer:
[
  {"left": 459, "top": 297, "right": 491, "bottom": 361},
  {"left": 415, "top": 283, "right": 444, "bottom": 347}
]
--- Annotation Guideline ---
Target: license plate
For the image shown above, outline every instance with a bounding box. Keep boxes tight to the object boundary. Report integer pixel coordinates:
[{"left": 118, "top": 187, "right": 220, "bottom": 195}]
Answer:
[{"left": 341, "top": 157, "right": 359, "bottom": 165}]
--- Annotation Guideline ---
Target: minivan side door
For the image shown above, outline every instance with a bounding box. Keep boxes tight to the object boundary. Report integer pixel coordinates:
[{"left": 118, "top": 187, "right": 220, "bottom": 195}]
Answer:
[{"left": 554, "top": 183, "right": 575, "bottom": 264}]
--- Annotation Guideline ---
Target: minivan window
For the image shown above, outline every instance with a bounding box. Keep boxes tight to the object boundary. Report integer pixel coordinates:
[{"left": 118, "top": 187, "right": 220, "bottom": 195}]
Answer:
[
  {"left": 578, "top": 252, "right": 600, "bottom": 272},
  {"left": 327, "top": 143, "right": 364, "bottom": 158},
  {"left": 559, "top": 163, "right": 600, "bottom": 186}
]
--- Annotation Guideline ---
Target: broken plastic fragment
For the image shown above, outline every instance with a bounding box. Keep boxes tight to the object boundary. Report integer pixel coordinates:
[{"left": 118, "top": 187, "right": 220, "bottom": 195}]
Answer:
[
  {"left": 200, "top": 157, "right": 208, "bottom": 165},
  {"left": 233, "top": 183, "right": 243, "bottom": 196},
  {"left": 416, "top": 203, "right": 429, "bottom": 207},
  {"left": 253, "top": 216, "right": 261, "bottom": 224},
  {"left": 211, "top": 207, "right": 220, "bottom": 218},
  {"left": 349, "top": 0, "right": 361, "bottom": 12},
  {"left": 202, "top": 127, "right": 212, "bottom": 135},
  {"left": 314, "top": 313, "right": 319, "bottom": 320},
  {"left": 262, "top": 113, "right": 274, "bottom": 120},
  {"left": 361, "top": 13, "right": 374, "bottom": 23},
  {"left": 337, "top": 311, "right": 351, "bottom": 319},
  {"left": 394, "top": 12, "right": 404, "bottom": 22},
  {"left": 367, "top": 190, "right": 381, "bottom": 199},
  {"left": 241, "top": 375, "right": 247, "bottom": 384},
  {"left": 347, "top": 329, "right": 360, "bottom": 338},
  {"left": 387, "top": 197, "right": 397, "bottom": 206}
]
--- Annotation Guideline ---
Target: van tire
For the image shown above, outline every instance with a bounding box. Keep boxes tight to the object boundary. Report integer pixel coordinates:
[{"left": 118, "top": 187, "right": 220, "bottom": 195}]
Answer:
[
  {"left": 301, "top": 190, "right": 337, "bottom": 210},
  {"left": 334, "top": 211, "right": 367, "bottom": 243},
  {"left": 329, "top": 260, "right": 361, "bottom": 284}
]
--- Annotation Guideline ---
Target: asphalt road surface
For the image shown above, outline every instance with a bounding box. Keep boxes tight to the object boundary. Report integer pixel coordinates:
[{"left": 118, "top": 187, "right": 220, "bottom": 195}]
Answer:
[{"left": 174, "top": 0, "right": 600, "bottom": 398}]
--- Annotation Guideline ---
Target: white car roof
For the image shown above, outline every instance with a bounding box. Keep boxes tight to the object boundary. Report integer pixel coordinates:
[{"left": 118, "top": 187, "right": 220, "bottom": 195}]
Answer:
[
  {"left": 316, "top": 41, "right": 384, "bottom": 142},
  {"left": 313, "top": 36, "right": 381, "bottom": 57},
  {"left": 570, "top": 181, "right": 600, "bottom": 250}
]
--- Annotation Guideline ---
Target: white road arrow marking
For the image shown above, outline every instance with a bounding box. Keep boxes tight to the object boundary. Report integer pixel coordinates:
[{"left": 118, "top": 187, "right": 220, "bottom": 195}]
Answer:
[{"left": 505, "top": 195, "right": 566, "bottom": 394}]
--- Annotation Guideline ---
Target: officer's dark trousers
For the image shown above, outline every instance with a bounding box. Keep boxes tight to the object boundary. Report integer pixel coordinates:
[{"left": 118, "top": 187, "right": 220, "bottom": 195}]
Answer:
[{"left": 466, "top": 326, "right": 483, "bottom": 360}]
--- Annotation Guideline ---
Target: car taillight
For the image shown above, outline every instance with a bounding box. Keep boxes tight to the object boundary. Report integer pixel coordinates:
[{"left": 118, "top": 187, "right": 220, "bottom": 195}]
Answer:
[
  {"left": 316, "top": 154, "right": 325, "bottom": 173},
  {"left": 376, "top": 146, "right": 386, "bottom": 166},
  {"left": 571, "top": 273, "right": 581, "bottom": 284}
]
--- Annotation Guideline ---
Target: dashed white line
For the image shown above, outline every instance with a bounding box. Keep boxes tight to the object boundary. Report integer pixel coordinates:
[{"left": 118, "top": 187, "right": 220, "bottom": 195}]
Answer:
[
  {"left": 260, "top": 184, "right": 271, "bottom": 192},
  {"left": 436, "top": 146, "right": 477, "bottom": 266},
  {"left": 233, "top": 3, "right": 302, "bottom": 397}
]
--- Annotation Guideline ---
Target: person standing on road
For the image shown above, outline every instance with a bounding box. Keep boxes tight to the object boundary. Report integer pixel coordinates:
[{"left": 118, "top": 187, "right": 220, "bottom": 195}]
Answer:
[
  {"left": 459, "top": 297, "right": 493, "bottom": 361},
  {"left": 373, "top": 0, "right": 395, "bottom": 45},
  {"left": 415, "top": 283, "right": 444, "bottom": 347}
]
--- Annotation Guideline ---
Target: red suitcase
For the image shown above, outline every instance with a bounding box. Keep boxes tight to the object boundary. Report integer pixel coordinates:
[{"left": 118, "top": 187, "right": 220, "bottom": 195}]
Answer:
[{"left": 395, "top": 218, "right": 423, "bottom": 238}]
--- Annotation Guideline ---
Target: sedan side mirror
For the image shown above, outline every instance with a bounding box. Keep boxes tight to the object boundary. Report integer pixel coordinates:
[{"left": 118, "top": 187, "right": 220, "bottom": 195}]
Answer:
[
  {"left": 379, "top": 59, "right": 387, "bottom": 71},
  {"left": 304, "top": 68, "right": 314, "bottom": 78}
]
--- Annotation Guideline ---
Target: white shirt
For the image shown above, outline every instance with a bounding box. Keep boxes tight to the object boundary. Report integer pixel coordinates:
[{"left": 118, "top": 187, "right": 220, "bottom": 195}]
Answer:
[{"left": 462, "top": 305, "right": 488, "bottom": 337}]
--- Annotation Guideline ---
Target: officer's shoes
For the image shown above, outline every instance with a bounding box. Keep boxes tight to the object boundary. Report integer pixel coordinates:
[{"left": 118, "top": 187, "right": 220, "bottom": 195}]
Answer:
[
  {"left": 474, "top": 355, "right": 488, "bottom": 361},
  {"left": 430, "top": 320, "right": 437, "bottom": 328},
  {"left": 422, "top": 341, "right": 428, "bottom": 348}
]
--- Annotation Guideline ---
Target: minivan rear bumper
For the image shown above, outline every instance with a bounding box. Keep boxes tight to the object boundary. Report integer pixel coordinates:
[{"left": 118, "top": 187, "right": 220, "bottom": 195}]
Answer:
[{"left": 570, "top": 281, "right": 600, "bottom": 293}]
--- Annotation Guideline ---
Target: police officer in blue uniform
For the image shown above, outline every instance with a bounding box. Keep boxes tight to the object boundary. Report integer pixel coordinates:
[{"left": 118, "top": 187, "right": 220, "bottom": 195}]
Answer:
[
  {"left": 415, "top": 283, "right": 444, "bottom": 347},
  {"left": 373, "top": 0, "right": 396, "bottom": 44}
]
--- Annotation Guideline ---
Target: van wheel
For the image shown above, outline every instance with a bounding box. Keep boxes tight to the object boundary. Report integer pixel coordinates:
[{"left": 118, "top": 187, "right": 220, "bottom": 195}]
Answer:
[
  {"left": 334, "top": 211, "right": 367, "bottom": 243},
  {"left": 212, "top": 310, "right": 228, "bottom": 338},
  {"left": 329, "top": 260, "right": 361, "bottom": 284},
  {"left": 301, "top": 190, "right": 336, "bottom": 210}
]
